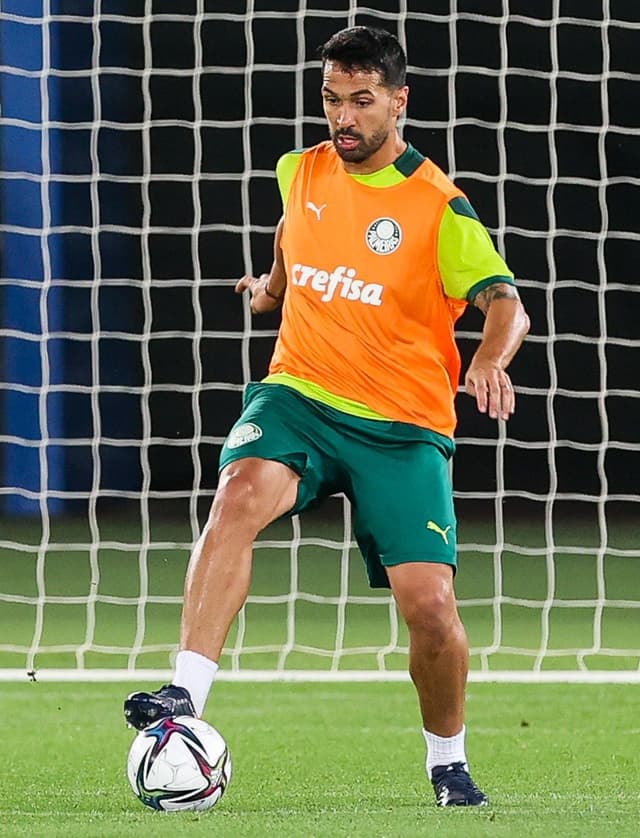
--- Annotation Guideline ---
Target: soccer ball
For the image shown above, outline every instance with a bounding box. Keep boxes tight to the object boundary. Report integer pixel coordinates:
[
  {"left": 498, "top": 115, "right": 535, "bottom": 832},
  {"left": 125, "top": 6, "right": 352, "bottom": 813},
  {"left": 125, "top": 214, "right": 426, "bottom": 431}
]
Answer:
[{"left": 127, "top": 716, "right": 232, "bottom": 812}]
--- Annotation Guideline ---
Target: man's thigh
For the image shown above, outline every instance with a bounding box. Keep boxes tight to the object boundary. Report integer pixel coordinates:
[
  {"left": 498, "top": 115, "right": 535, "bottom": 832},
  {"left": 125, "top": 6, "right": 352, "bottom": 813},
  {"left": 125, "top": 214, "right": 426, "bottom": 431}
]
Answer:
[
  {"left": 219, "top": 382, "right": 341, "bottom": 514},
  {"left": 348, "top": 440, "right": 457, "bottom": 588}
]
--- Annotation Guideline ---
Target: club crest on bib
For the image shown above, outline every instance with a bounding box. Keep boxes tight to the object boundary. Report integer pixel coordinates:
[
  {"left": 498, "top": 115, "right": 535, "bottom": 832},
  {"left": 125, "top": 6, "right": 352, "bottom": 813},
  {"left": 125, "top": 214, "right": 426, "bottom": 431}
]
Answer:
[
  {"left": 365, "top": 217, "right": 402, "bottom": 255},
  {"left": 226, "top": 422, "right": 263, "bottom": 449}
]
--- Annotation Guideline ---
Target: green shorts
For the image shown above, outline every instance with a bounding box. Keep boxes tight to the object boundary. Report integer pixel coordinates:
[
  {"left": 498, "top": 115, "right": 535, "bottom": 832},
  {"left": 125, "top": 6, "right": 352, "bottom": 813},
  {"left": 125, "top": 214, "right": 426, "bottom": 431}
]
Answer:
[{"left": 219, "top": 383, "right": 457, "bottom": 588}]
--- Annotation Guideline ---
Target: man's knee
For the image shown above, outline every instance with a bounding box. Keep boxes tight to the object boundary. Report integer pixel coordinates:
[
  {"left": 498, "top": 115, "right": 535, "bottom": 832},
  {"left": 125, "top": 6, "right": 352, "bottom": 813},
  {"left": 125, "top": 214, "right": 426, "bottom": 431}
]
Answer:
[{"left": 399, "top": 578, "right": 461, "bottom": 648}]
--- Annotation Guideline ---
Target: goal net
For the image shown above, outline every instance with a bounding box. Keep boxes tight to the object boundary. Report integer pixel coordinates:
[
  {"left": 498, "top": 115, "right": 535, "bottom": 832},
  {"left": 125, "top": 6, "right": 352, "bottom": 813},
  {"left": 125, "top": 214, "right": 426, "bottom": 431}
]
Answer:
[{"left": 1, "top": 1, "right": 638, "bottom": 683}]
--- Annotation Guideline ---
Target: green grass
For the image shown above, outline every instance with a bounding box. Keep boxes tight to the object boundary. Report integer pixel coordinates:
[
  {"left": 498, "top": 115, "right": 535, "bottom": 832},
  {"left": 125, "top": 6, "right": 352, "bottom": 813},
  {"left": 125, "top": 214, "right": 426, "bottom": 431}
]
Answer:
[
  {"left": 1, "top": 510, "right": 638, "bottom": 833},
  {"left": 0, "top": 682, "right": 637, "bottom": 837}
]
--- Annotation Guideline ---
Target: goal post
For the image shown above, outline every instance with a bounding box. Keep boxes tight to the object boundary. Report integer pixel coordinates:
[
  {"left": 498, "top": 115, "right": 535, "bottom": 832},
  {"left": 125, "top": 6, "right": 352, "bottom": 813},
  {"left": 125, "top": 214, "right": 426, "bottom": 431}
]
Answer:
[{"left": 1, "top": 1, "right": 639, "bottom": 683}]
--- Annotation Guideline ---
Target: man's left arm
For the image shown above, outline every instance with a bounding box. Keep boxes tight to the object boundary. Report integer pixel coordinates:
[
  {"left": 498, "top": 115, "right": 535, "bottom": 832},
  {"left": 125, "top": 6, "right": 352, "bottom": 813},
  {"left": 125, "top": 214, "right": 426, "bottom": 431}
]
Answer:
[
  {"left": 465, "top": 283, "right": 530, "bottom": 421},
  {"left": 436, "top": 196, "right": 530, "bottom": 421}
]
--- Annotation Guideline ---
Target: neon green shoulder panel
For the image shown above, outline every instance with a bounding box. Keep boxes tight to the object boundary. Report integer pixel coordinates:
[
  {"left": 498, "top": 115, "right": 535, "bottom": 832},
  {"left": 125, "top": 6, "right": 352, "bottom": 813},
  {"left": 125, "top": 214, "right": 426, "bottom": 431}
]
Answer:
[
  {"left": 275, "top": 151, "right": 304, "bottom": 208},
  {"left": 438, "top": 197, "right": 514, "bottom": 301}
]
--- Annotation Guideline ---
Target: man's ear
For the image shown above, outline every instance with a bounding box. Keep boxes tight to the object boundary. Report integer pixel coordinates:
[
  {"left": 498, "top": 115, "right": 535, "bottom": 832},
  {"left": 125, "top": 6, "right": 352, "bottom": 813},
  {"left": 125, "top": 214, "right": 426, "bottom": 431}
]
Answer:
[{"left": 393, "top": 85, "right": 409, "bottom": 117}]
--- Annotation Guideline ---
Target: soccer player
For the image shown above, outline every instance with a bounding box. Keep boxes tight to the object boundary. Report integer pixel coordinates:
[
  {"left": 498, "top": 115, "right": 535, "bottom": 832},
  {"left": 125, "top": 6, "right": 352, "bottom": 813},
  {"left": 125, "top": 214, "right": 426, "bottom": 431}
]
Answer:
[{"left": 125, "top": 26, "right": 530, "bottom": 807}]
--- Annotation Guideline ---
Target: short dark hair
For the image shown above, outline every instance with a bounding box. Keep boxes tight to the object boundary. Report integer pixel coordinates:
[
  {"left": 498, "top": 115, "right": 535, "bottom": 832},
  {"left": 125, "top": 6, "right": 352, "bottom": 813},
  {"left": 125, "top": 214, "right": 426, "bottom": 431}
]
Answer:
[{"left": 318, "top": 26, "right": 407, "bottom": 88}]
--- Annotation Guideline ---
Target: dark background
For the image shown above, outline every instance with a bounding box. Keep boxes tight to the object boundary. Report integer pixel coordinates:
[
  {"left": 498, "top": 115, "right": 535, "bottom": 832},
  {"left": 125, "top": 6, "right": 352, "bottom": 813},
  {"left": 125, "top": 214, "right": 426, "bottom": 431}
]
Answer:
[{"left": 1, "top": 0, "right": 638, "bottom": 519}]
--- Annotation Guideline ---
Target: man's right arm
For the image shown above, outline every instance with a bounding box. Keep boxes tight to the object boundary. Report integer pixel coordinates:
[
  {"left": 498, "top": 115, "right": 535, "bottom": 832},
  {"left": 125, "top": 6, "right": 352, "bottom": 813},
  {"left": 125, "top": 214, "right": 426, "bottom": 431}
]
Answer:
[
  {"left": 235, "top": 150, "right": 303, "bottom": 312},
  {"left": 234, "top": 216, "right": 286, "bottom": 313}
]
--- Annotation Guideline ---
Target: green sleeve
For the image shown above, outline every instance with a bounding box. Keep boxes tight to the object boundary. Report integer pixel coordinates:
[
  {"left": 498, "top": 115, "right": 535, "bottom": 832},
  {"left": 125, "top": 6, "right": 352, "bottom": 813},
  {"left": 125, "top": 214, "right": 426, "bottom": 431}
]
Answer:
[
  {"left": 275, "top": 150, "right": 304, "bottom": 209},
  {"left": 437, "top": 196, "right": 515, "bottom": 301}
]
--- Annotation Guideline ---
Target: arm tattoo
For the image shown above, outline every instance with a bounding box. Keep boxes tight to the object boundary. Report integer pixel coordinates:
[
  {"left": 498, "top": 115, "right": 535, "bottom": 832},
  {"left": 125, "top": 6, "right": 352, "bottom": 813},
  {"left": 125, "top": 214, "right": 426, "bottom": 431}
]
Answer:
[{"left": 473, "top": 282, "right": 520, "bottom": 315}]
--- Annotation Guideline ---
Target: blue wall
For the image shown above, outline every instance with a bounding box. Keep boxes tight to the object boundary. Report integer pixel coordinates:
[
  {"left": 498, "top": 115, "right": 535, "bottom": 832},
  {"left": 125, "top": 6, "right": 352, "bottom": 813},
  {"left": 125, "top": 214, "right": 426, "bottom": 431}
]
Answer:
[{"left": 1, "top": 1, "right": 139, "bottom": 514}]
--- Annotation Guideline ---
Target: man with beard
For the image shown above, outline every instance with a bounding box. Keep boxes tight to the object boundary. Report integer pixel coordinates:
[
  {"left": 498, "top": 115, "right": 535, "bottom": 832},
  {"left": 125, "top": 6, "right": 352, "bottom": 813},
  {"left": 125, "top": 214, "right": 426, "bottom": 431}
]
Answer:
[{"left": 125, "top": 25, "right": 529, "bottom": 808}]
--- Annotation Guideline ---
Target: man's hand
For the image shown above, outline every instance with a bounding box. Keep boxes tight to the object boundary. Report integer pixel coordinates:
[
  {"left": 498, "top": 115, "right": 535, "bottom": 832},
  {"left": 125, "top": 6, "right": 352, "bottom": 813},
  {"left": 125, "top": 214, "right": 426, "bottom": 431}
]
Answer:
[
  {"left": 234, "top": 273, "right": 284, "bottom": 314},
  {"left": 466, "top": 283, "right": 530, "bottom": 421},
  {"left": 465, "top": 361, "right": 515, "bottom": 421}
]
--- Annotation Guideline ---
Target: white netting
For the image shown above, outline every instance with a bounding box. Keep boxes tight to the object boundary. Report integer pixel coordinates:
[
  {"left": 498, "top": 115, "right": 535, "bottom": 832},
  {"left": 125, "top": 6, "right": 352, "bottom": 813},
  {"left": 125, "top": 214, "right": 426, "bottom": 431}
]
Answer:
[{"left": 1, "top": 1, "right": 639, "bottom": 682}]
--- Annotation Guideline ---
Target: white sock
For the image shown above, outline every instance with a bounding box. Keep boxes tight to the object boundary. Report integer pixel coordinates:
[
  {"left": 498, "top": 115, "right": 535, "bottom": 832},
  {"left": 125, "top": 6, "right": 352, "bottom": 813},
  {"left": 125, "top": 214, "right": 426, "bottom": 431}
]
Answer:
[
  {"left": 173, "top": 650, "right": 219, "bottom": 717},
  {"left": 423, "top": 726, "right": 467, "bottom": 779}
]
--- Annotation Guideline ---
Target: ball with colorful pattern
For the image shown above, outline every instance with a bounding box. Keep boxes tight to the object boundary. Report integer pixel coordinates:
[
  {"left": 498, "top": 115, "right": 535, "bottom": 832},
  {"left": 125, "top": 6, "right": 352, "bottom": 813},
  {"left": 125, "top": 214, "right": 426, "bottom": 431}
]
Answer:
[{"left": 126, "top": 716, "right": 232, "bottom": 812}]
